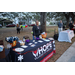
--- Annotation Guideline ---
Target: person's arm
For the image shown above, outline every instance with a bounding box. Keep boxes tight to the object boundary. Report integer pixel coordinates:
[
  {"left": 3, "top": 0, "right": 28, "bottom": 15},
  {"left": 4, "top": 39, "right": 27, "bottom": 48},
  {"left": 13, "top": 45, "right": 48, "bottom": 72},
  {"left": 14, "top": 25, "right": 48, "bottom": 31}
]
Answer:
[
  {"left": 62, "top": 23, "right": 63, "bottom": 28},
  {"left": 33, "top": 26, "right": 36, "bottom": 36},
  {"left": 58, "top": 23, "right": 59, "bottom": 27}
]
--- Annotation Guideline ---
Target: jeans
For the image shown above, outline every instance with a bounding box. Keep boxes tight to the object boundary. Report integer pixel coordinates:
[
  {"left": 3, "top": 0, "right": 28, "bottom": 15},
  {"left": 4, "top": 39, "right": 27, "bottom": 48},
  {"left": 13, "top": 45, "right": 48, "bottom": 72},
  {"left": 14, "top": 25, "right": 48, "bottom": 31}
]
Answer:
[
  {"left": 33, "top": 36, "right": 39, "bottom": 40},
  {"left": 33, "top": 36, "right": 35, "bottom": 40},
  {"left": 58, "top": 28, "right": 63, "bottom": 34}
]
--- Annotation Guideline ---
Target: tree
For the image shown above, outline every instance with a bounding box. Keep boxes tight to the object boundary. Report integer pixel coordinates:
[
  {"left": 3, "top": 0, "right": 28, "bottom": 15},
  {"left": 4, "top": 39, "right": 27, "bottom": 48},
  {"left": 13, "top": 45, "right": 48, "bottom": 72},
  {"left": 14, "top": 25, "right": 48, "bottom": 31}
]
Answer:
[
  {"left": 70, "top": 12, "right": 75, "bottom": 22},
  {"left": 63, "top": 12, "right": 72, "bottom": 27},
  {"left": 40, "top": 12, "right": 46, "bottom": 32}
]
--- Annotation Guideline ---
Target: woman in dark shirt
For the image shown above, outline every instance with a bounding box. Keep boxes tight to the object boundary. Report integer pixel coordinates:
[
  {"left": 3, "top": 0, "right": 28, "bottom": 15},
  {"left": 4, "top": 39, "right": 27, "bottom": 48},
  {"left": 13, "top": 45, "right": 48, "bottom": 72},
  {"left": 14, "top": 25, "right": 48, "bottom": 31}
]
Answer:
[
  {"left": 16, "top": 24, "right": 20, "bottom": 34},
  {"left": 33, "top": 21, "right": 41, "bottom": 39}
]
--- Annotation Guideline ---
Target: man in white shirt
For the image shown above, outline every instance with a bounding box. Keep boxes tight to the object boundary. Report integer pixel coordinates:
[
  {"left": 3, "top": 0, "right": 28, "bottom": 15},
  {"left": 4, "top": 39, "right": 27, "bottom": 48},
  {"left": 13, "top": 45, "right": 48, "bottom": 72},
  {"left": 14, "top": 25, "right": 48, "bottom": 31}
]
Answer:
[{"left": 58, "top": 20, "right": 63, "bottom": 34}]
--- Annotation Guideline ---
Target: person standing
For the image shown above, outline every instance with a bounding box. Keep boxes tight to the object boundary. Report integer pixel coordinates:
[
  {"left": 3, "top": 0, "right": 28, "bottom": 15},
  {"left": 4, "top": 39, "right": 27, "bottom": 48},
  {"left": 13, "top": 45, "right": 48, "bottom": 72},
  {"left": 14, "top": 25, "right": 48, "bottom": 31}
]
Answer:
[
  {"left": 33, "top": 21, "right": 41, "bottom": 39},
  {"left": 16, "top": 24, "right": 20, "bottom": 34},
  {"left": 69, "top": 21, "right": 73, "bottom": 30},
  {"left": 58, "top": 20, "right": 63, "bottom": 33}
]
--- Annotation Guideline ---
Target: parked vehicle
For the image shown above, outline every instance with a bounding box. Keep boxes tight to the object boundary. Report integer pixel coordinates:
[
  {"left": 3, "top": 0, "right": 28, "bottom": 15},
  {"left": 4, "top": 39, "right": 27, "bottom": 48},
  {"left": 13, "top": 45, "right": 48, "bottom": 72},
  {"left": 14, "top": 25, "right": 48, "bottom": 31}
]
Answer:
[
  {"left": 28, "top": 24, "right": 35, "bottom": 27},
  {"left": 0, "top": 24, "right": 2, "bottom": 28},
  {"left": 6, "top": 24, "right": 16, "bottom": 27}
]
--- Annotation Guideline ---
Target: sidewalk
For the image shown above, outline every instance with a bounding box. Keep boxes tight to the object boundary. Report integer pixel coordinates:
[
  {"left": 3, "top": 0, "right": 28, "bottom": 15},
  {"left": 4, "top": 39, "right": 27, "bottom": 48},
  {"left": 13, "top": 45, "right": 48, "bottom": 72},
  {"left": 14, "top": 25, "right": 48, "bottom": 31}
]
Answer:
[{"left": 56, "top": 42, "right": 75, "bottom": 62}]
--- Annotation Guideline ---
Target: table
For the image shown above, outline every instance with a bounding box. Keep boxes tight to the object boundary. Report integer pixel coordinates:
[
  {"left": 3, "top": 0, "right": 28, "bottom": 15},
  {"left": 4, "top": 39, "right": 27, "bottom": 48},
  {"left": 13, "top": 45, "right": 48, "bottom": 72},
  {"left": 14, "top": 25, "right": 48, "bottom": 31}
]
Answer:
[
  {"left": 0, "top": 40, "right": 6, "bottom": 59},
  {"left": 10, "top": 39, "right": 56, "bottom": 62},
  {"left": 71, "top": 28, "right": 75, "bottom": 33},
  {"left": 0, "top": 49, "right": 10, "bottom": 62},
  {"left": 58, "top": 30, "right": 74, "bottom": 43}
]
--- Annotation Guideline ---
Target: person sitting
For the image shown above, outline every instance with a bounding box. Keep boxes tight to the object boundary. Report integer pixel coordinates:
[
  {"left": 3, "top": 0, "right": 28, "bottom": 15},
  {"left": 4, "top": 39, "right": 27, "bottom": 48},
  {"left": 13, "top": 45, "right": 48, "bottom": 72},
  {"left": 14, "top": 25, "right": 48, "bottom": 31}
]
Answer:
[
  {"left": 63, "top": 23, "right": 65, "bottom": 30},
  {"left": 69, "top": 21, "right": 73, "bottom": 30}
]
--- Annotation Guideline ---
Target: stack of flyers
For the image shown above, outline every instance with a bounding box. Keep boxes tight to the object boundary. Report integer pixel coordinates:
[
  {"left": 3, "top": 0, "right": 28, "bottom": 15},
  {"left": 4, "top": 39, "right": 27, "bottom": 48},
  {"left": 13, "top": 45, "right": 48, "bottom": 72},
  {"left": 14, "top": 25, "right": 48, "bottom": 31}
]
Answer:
[
  {"left": 49, "top": 38, "right": 54, "bottom": 40},
  {"left": 42, "top": 39, "right": 50, "bottom": 42},
  {"left": 34, "top": 42, "right": 37, "bottom": 44},
  {"left": 28, "top": 43, "right": 32, "bottom": 45},
  {"left": 31, "top": 44, "right": 35, "bottom": 47},
  {"left": 38, "top": 40, "right": 43, "bottom": 43},
  {"left": 21, "top": 45, "right": 28, "bottom": 48}
]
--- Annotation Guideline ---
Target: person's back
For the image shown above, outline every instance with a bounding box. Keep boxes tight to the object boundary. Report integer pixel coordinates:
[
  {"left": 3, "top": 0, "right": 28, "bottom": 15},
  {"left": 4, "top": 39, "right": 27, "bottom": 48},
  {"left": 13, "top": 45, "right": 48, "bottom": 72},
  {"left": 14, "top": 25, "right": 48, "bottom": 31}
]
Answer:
[
  {"left": 16, "top": 24, "right": 20, "bottom": 34},
  {"left": 17, "top": 24, "right": 19, "bottom": 28}
]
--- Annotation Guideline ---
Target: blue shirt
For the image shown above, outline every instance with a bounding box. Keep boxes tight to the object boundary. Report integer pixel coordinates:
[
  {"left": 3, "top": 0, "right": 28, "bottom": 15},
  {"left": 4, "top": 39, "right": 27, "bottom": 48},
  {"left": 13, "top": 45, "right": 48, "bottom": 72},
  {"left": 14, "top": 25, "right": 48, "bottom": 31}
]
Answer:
[{"left": 58, "top": 22, "right": 63, "bottom": 28}]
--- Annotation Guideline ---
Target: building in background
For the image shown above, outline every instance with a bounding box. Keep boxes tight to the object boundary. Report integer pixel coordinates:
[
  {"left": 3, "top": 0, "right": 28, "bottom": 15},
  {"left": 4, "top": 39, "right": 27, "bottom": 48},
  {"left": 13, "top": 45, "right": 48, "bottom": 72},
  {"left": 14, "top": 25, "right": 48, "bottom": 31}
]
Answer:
[
  {"left": 14, "top": 17, "right": 37, "bottom": 25},
  {"left": 0, "top": 19, "right": 13, "bottom": 26}
]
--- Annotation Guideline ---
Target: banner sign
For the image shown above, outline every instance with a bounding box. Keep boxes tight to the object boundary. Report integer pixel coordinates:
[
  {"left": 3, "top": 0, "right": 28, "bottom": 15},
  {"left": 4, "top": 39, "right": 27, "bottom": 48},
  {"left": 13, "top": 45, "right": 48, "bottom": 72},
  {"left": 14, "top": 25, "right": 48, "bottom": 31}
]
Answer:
[{"left": 10, "top": 40, "right": 56, "bottom": 62}]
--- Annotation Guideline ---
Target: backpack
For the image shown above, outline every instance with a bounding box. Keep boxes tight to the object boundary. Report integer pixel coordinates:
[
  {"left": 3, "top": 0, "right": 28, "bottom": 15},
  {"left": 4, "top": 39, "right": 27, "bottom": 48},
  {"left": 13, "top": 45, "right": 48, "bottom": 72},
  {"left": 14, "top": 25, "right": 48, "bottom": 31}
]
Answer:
[{"left": 53, "top": 29, "right": 58, "bottom": 40}]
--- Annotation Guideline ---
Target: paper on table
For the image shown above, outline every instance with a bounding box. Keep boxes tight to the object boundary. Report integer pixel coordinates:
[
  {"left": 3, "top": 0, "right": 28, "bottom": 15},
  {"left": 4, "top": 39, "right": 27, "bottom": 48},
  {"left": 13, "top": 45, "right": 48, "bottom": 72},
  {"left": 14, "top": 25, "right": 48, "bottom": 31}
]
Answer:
[
  {"left": 15, "top": 48, "right": 24, "bottom": 52},
  {"left": 28, "top": 43, "right": 33, "bottom": 45},
  {"left": 31, "top": 44, "right": 35, "bottom": 47},
  {"left": 45, "top": 40, "right": 50, "bottom": 42},
  {"left": 49, "top": 38, "right": 54, "bottom": 40},
  {"left": 34, "top": 42, "right": 38, "bottom": 44},
  {"left": 18, "top": 40, "right": 23, "bottom": 43},
  {"left": 38, "top": 40, "right": 43, "bottom": 43},
  {"left": 21, "top": 45, "right": 28, "bottom": 48},
  {"left": 42, "top": 39, "right": 50, "bottom": 42}
]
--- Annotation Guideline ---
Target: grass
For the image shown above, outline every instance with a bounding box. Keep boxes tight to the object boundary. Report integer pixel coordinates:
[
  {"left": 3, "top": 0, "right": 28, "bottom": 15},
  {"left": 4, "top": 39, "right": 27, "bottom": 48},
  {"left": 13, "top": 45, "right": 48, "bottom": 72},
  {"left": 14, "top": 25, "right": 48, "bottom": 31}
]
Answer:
[{"left": 47, "top": 29, "right": 54, "bottom": 33}]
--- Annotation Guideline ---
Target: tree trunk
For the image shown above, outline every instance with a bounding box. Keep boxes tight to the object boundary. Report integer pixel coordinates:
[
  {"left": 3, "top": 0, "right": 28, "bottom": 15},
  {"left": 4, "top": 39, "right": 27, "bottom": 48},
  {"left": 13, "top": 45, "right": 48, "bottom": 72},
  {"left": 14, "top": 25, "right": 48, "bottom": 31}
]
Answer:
[
  {"left": 72, "top": 17, "right": 75, "bottom": 24},
  {"left": 66, "top": 19, "right": 69, "bottom": 28},
  {"left": 70, "top": 12, "right": 75, "bottom": 22},
  {"left": 63, "top": 12, "right": 71, "bottom": 28},
  {"left": 40, "top": 12, "right": 46, "bottom": 33}
]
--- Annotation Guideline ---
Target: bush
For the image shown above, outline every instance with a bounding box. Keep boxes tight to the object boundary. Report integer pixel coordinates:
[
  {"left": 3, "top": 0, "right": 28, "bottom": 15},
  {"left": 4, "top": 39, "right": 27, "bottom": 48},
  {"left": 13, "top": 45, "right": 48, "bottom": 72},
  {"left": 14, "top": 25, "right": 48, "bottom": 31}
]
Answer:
[{"left": 50, "top": 22, "right": 53, "bottom": 25}]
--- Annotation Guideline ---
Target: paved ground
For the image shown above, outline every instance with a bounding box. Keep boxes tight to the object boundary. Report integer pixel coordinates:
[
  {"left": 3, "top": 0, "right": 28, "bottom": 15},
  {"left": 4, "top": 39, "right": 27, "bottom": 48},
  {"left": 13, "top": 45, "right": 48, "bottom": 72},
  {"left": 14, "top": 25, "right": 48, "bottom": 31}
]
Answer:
[{"left": 56, "top": 42, "right": 75, "bottom": 62}]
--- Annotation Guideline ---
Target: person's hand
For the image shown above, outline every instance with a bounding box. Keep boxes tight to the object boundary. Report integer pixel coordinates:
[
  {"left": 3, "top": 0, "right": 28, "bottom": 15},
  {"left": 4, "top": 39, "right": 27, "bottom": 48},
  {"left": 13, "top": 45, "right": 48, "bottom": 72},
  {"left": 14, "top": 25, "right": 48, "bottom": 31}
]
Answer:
[{"left": 34, "top": 36, "right": 36, "bottom": 38}]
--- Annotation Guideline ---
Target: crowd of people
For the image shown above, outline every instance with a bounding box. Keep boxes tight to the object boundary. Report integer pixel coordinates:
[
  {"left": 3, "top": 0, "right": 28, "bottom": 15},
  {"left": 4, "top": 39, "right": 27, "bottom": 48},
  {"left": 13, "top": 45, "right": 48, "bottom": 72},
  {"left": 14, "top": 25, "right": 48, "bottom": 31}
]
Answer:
[
  {"left": 58, "top": 20, "right": 75, "bottom": 34},
  {"left": 69, "top": 21, "right": 75, "bottom": 30},
  {"left": 16, "top": 21, "right": 42, "bottom": 40},
  {"left": 16, "top": 20, "right": 75, "bottom": 40}
]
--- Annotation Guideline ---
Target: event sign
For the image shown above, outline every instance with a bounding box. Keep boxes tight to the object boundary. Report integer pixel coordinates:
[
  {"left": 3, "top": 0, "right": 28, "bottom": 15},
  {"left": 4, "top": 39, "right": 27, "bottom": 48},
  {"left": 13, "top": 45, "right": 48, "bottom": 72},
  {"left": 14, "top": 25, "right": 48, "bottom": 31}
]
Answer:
[{"left": 11, "top": 40, "right": 56, "bottom": 62}]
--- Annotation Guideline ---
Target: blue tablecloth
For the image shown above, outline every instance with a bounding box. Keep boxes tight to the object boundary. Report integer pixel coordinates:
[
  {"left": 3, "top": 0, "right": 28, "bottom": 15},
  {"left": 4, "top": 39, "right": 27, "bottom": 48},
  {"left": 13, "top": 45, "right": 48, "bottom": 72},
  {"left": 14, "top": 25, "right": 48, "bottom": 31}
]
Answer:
[{"left": 10, "top": 39, "right": 56, "bottom": 62}]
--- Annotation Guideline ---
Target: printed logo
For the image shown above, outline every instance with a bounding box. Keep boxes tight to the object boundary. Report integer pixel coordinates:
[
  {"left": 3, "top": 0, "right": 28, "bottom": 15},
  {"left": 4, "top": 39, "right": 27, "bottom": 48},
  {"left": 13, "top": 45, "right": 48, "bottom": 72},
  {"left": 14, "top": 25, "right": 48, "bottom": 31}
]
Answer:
[
  {"left": 32, "top": 42, "right": 52, "bottom": 60},
  {"left": 33, "top": 50, "right": 37, "bottom": 54}
]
